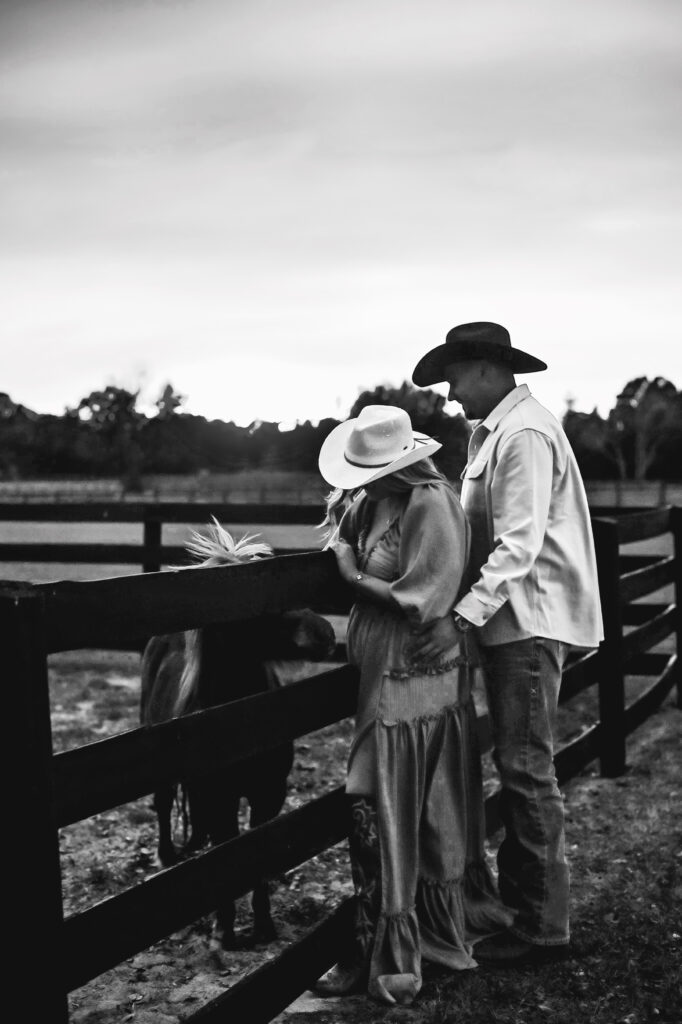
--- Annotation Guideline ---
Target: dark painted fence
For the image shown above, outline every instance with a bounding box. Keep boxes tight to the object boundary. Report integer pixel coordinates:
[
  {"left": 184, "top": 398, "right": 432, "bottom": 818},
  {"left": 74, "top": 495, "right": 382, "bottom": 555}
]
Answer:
[{"left": 3, "top": 505, "right": 681, "bottom": 1022}]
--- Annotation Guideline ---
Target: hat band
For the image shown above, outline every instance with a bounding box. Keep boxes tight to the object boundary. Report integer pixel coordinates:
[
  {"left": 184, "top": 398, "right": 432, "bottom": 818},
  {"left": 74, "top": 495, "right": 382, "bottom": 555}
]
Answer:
[
  {"left": 344, "top": 453, "right": 394, "bottom": 469},
  {"left": 344, "top": 437, "right": 417, "bottom": 469}
]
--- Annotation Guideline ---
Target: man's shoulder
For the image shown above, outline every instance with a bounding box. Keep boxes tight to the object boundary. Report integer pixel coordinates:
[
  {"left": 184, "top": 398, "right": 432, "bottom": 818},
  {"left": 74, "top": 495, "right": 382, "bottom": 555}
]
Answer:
[{"left": 498, "top": 394, "right": 563, "bottom": 442}]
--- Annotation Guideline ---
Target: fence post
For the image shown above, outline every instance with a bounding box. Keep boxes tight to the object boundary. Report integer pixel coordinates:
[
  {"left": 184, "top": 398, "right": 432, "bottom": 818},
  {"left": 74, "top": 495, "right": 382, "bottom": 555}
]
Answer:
[
  {"left": 2, "top": 584, "right": 69, "bottom": 1021},
  {"left": 592, "top": 517, "right": 627, "bottom": 776},
  {"left": 658, "top": 480, "right": 667, "bottom": 507},
  {"left": 142, "top": 516, "right": 162, "bottom": 573},
  {"left": 671, "top": 506, "right": 682, "bottom": 708}
]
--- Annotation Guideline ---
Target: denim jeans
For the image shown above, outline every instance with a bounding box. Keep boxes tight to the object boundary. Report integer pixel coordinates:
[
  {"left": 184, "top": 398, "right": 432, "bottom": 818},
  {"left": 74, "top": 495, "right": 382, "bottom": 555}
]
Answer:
[{"left": 479, "top": 637, "right": 570, "bottom": 946}]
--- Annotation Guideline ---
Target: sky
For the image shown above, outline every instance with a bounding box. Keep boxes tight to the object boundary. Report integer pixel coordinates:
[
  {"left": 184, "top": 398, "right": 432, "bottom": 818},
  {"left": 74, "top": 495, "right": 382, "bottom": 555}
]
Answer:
[{"left": 2, "top": 0, "right": 681, "bottom": 428}]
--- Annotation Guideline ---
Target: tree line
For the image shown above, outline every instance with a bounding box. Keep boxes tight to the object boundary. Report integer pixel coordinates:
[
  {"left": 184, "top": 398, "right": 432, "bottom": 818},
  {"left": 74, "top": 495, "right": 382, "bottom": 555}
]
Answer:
[{"left": 1, "top": 375, "right": 681, "bottom": 487}]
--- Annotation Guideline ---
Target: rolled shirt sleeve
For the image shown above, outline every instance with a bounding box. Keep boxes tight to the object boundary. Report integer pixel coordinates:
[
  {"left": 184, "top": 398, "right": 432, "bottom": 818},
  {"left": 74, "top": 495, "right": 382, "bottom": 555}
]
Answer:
[
  {"left": 455, "top": 429, "right": 554, "bottom": 627},
  {"left": 390, "top": 484, "right": 469, "bottom": 627}
]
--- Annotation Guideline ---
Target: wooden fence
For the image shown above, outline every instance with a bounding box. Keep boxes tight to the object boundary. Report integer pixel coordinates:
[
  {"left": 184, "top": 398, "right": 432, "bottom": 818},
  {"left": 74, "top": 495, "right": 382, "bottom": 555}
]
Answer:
[
  {"left": 3, "top": 505, "right": 681, "bottom": 1022},
  {"left": 0, "top": 501, "right": 319, "bottom": 572}
]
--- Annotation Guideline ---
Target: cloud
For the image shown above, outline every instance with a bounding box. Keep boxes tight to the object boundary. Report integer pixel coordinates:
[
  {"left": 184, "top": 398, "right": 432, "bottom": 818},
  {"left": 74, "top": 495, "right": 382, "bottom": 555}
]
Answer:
[{"left": 1, "top": 0, "right": 681, "bottom": 425}]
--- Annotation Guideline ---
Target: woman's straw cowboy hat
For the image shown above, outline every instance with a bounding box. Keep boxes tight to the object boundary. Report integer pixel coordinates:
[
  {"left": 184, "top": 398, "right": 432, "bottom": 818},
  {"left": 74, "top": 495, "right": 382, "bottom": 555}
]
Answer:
[
  {"left": 319, "top": 405, "right": 441, "bottom": 490},
  {"left": 412, "top": 321, "right": 547, "bottom": 387}
]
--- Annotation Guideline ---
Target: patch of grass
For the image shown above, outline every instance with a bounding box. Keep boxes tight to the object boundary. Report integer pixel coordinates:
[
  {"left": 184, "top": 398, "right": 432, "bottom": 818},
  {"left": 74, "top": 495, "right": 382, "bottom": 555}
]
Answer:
[{"left": 405, "top": 711, "right": 682, "bottom": 1024}]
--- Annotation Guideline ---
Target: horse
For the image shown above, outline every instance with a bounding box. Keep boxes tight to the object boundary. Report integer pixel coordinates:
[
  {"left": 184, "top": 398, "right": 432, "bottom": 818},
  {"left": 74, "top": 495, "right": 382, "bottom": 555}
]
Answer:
[{"left": 140, "top": 518, "right": 336, "bottom": 948}]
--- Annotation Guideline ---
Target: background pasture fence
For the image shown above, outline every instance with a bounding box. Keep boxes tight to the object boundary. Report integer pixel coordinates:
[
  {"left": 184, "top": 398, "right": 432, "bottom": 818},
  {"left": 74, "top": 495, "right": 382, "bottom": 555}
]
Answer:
[
  {"left": 3, "top": 505, "right": 680, "bottom": 1022},
  {"left": 0, "top": 501, "right": 322, "bottom": 573}
]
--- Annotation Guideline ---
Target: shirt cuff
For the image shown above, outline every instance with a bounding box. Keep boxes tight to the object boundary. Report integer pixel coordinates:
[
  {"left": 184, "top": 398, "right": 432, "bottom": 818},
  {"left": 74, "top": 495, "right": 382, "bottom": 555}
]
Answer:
[{"left": 454, "top": 594, "right": 499, "bottom": 629}]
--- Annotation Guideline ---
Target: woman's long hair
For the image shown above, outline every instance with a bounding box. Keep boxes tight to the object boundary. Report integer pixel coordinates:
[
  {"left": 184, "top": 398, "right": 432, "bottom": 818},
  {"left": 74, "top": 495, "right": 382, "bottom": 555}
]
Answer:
[{"left": 319, "top": 455, "right": 451, "bottom": 544}]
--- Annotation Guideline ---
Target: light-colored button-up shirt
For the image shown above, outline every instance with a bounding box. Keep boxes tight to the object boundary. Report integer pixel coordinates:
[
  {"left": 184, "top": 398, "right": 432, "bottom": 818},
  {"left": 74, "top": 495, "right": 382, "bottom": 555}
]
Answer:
[{"left": 454, "top": 384, "right": 604, "bottom": 649}]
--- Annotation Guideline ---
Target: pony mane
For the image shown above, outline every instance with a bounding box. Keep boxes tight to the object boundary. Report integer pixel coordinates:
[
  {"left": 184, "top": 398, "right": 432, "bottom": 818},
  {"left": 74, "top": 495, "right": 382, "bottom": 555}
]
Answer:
[
  {"left": 184, "top": 516, "right": 273, "bottom": 567},
  {"left": 173, "top": 517, "right": 272, "bottom": 716}
]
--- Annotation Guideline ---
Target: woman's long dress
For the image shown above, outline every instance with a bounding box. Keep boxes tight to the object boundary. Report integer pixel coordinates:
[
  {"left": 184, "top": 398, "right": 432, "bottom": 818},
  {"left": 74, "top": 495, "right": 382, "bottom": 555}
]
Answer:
[{"left": 341, "top": 481, "right": 513, "bottom": 1005}]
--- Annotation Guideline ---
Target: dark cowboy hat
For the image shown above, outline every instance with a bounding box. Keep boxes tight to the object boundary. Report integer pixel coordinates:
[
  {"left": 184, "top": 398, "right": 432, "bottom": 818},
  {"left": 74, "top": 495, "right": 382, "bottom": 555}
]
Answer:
[{"left": 412, "top": 321, "right": 547, "bottom": 387}]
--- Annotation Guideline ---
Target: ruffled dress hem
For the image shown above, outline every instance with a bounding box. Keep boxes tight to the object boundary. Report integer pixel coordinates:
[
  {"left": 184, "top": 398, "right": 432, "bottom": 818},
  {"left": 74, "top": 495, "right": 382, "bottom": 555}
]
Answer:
[{"left": 368, "top": 863, "right": 515, "bottom": 1004}]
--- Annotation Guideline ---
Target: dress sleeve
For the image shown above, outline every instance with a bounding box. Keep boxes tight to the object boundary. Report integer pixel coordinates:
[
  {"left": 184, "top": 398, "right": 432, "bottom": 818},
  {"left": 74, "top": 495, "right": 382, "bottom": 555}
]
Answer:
[{"left": 389, "top": 484, "right": 469, "bottom": 627}]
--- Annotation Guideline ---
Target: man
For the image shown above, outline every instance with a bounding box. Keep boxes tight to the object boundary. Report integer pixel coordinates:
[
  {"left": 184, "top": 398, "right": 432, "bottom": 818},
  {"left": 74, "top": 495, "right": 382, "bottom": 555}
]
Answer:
[{"left": 410, "top": 321, "right": 603, "bottom": 964}]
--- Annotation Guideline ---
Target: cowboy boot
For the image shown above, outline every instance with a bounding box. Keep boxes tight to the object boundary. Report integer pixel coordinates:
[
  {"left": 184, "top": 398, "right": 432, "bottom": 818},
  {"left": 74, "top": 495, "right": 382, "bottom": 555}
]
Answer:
[{"left": 315, "top": 795, "right": 381, "bottom": 996}]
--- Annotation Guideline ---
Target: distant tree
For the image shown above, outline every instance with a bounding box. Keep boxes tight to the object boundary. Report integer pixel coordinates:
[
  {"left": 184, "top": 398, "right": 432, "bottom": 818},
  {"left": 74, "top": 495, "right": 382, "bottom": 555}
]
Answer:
[
  {"left": 154, "top": 383, "right": 185, "bottom": 419},
  {"left": 350, "top": 381, "right": 470, "bottom": 480},
  {"left": 273, "top": 417, "right": 341, "bottom": 472},
  {"left": 74, "top": 386, "right": 145, "bottom": 489},
  {"left": 33, "top": 413, "right": 108, "bottom": 475},
  {"left": 6, "top": 374, "right": 680, "bottom": 484},
  {"left": 0, "top": 399, "right": 41, "bottom": 477},
  {"left": 649, "top": 395, "right": 682, "bottom": 480},
  {"left": 608, "top": 377, "right": 682, "bottom": 480},
  {"left": 564, "top": 376, "right": 682, "bottom": 480},
  {"left": 563, "top": 408, "right": 626, "bottom": 479},
  {"left": 246, "top": 420, "right": 281, "bottom": 469}
]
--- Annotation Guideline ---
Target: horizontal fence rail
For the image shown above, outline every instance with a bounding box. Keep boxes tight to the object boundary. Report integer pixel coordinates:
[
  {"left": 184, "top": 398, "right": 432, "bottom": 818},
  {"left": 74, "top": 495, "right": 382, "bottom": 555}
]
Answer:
[
  {"left": 64, "top": 786, "right": 353, "bottom": 992},
  {"left": 0, "top": 501, "right": 324, "bottom": 524},
  {"left": 622, "top": 604, "right": 677, "bottom": 663},
  {"left": 619, "top": 554, "right": 676, "bottom": 604},
  {"left": 0, "top": 501, "right": 324, "bottom": 574},
  {"left": 54, "top": 666, "right": 358, "bottom": 827},
  {"left": 624, "top": 653, "right": 678, "bottom": 734},
  {"left": 611, "top": 506, "right": 676, "bottom": 545},
  {"left": 187, "top": 900, "right": 356, "bottom": 1024},
  {"left": 37, "top": 551, "right": 350, "bottom": 652}
]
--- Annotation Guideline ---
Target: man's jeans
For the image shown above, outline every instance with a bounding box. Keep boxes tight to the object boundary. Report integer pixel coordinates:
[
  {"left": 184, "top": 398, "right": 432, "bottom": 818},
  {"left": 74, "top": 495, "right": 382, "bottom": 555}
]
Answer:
[{"left": 479, "top": 637, "right": 570, "bottom": 946}]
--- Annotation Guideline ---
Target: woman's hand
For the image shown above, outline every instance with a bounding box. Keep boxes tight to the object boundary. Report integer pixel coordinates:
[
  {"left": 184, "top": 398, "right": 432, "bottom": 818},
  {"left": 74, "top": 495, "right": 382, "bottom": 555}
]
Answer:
[{"left": 330, "top": 539, "right": 359, "bottom": 583}]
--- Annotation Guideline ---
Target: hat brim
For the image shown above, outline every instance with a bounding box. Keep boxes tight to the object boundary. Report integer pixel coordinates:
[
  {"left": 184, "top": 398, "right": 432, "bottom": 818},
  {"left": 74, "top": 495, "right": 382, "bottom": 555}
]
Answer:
[
  {"left": 319, "top": 419, "right": 442, "bottom": 490},
  {"left": 412, "top": 343, "right": 547, "bottom": 387}
]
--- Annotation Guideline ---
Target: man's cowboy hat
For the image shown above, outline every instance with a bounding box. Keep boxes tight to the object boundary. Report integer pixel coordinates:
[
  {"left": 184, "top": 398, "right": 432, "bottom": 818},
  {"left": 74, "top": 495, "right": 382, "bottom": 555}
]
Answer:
[
  {"left": 412, "top": 321, "right": 547, "bottom": 387},
  {"left": 319, "top": 405, "right": 441, "bottom": 490}
]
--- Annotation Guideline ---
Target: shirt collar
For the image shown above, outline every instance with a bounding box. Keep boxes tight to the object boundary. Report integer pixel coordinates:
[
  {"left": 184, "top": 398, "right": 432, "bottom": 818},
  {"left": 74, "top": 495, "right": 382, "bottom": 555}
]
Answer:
[{"left": 478, "top": 383, "right": 531, "bottom": 434}]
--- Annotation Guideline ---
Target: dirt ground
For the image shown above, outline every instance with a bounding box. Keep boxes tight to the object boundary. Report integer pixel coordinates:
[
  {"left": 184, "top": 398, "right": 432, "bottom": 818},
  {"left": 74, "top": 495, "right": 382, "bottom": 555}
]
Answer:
[{"left": 53, "top": 649, "right": 681, "bottom": 1024}]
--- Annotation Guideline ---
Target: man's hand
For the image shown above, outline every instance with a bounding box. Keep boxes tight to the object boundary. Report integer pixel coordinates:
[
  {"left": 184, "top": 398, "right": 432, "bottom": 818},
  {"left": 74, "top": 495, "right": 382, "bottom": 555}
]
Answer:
[{"left": 407, "top": 614, "right": 461, "bottom": 666}]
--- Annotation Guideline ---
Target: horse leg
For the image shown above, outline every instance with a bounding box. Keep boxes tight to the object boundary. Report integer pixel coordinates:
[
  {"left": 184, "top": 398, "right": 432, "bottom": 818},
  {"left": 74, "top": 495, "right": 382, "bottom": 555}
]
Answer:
[
  {"left": 247, "top": 752, "right": 291, "bottom": 944},
  {"left": 185, "top": 776, "right": 213, "bottom": 853},
  {"left": 154, "top": 784, "right": 178, "bottom": 867},
  {"left": 207, "top": 788, "right": 242, "bottom": 950}
]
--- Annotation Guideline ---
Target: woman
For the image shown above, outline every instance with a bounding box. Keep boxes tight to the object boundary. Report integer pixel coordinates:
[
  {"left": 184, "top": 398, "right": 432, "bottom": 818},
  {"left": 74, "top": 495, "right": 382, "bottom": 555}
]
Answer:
[{"left": 315, "top": 405, "right": 513, "bottom": 1006}]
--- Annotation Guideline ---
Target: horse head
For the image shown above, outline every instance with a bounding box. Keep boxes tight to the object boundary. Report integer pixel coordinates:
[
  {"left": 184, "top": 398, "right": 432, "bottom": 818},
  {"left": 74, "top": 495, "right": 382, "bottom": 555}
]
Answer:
[{"left": 173, "top": 519, "right": 274, "bottom": 715}]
